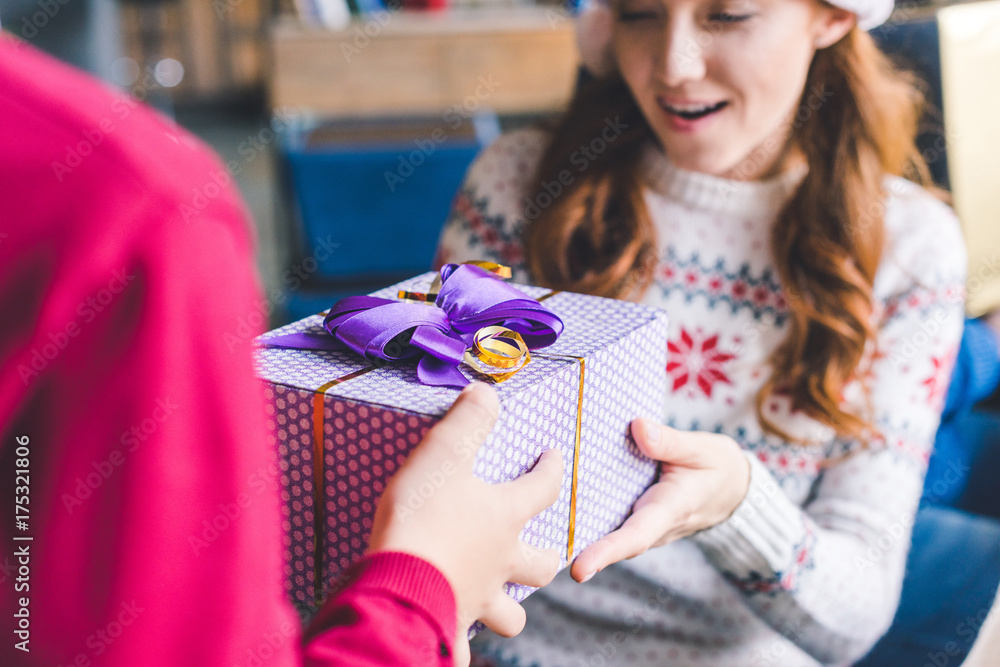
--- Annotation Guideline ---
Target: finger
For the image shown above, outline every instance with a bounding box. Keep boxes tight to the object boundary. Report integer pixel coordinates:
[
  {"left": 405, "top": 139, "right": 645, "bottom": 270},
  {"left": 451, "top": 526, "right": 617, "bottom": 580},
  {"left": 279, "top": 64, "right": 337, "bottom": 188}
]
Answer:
[
  {"left": 570, "top": 504, "right": 667, "bottom": 582},
  {"left": 509, "top": 542, "right": 560, "bottom": 588},
  {"left": 630, "top": 418, "right": 702, "bottom": 467},
  {"left": 502, "top": 449, "right": 564, "bottom": 522},
  {"left": 411, "top": 382, "right": 500, "bottom": 472},
  {"left": 480, "top": 593, "right": 527, "bottom": 638}
]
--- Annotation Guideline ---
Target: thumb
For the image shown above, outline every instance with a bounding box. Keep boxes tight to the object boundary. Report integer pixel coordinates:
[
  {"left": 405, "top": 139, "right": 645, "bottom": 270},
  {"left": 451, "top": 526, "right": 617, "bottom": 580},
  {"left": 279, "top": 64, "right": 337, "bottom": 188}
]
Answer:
[{"left": 630, "top": 419, "right": 701, "bottom": 466}]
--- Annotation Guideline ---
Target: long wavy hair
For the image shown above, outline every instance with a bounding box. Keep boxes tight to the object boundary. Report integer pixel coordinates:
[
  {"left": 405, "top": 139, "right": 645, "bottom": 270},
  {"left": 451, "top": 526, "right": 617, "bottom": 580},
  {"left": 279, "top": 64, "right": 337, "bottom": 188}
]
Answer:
[{"left": 524, "top": 28, "right": 933, "bottom": 443}]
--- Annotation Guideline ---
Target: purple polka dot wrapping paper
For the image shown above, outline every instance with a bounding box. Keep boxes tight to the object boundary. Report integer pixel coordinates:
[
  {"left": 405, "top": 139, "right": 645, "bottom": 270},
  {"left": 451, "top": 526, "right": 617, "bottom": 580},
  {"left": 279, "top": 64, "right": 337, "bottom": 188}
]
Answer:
[{"left": 254, "top": 272, "right": 670, "bottom": 619}]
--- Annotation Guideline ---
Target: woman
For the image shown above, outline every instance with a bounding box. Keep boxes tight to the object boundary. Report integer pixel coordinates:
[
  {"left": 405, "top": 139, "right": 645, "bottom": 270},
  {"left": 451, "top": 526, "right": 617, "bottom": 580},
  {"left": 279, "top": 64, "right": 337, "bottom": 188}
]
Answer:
[{"left": 436, "top": 0, "right": 968, "bottom": 663}]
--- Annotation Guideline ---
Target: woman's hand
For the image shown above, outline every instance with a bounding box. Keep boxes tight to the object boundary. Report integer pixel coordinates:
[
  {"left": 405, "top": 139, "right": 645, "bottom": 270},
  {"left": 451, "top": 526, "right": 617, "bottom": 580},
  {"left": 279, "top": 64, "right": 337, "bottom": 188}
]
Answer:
[
  {"left": 570, "top": 418, "right": 751, "bottom": 583},
  {"left": 367, "top": 382, "right": 564, "bottom": 666}
]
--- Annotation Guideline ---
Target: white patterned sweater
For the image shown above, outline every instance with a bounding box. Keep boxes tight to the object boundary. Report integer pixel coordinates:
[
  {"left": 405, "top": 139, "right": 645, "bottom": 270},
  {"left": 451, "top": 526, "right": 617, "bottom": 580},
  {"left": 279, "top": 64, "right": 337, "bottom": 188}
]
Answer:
[{"left": 435, "top": 129, "right": 967, "bottom": 667}]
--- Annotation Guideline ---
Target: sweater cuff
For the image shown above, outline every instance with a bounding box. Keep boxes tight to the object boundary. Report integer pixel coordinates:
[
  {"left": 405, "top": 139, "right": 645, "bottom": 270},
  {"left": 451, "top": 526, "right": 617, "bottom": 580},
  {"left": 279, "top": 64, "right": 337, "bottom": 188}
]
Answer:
[
  {"left": 690, "top": 452, "right": 810, "bottom": 590},
  {"left": 344, "top": 551, "right": 457, "bottom": 634}
]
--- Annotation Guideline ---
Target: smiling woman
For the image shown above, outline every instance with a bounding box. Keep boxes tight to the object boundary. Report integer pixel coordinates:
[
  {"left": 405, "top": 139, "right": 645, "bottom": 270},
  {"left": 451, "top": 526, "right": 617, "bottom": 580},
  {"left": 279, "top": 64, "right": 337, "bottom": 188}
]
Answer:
[
  {"left": 434, "top": 0, "right": 971, "bottom": 664},
  {"left": 525, "top": 0, "right": 932, "bottom": 445}
]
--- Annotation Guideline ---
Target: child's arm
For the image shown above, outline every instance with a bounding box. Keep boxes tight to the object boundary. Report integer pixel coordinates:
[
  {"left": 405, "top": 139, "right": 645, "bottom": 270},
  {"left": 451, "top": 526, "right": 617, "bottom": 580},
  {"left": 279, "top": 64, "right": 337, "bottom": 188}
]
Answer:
[
  {"left": 304, "top": 384, "right": 563, "bottom": 666},
  {"left": 303, "top": 552, "right": 458, "bottom": 667}
]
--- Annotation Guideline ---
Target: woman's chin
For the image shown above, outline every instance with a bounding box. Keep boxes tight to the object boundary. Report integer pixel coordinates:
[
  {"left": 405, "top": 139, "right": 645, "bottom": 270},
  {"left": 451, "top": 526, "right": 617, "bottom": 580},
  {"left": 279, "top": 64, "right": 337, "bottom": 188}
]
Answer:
[
  {"left": 663, "top": 143, "right": 788, "bottom": 182},
  {"left": 662, "top": 148, "right": 740, "bottom": 179}
]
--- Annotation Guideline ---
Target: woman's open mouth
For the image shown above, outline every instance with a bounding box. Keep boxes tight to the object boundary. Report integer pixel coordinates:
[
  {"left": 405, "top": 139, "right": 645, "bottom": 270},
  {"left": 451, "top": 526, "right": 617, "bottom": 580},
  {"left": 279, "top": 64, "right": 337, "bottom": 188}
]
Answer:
[
  {"left": 660, "top": 100, "right": 729, "bottom": 120},
  {"left": 657, "top": 98, "right": 729, "bottom": 132}
]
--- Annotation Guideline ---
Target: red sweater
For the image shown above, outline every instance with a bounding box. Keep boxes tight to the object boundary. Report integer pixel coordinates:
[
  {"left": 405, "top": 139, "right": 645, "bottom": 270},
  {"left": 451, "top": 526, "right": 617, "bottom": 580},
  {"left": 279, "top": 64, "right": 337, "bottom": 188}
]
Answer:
[{"left": 0, "top": 35, "right": 455, "bottom": 666}]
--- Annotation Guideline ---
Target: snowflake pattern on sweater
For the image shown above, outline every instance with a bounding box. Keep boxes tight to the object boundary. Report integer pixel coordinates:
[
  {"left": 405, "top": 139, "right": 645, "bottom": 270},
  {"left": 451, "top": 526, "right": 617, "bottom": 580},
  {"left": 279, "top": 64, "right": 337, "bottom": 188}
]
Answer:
[
  {"left": 667, "top": 327, "right": 736, "bottom": 398},
  {"left": 436, "top": 128, "right": 967, "bottom": 667}
]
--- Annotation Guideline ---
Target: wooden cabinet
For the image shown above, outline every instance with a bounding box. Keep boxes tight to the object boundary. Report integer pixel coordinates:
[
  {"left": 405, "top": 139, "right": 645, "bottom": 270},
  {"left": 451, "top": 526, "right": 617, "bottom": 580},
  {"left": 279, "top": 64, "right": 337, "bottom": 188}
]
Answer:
[{"left": 268, "top": 7, "right": 580, "bottom": 116}]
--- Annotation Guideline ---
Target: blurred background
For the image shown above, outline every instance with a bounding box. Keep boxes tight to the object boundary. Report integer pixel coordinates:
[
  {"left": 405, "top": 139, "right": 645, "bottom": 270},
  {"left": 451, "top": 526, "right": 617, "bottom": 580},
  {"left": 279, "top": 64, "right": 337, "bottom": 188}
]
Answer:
[{"left": 1, "top": 0, "right": 996, "bottom": 329}]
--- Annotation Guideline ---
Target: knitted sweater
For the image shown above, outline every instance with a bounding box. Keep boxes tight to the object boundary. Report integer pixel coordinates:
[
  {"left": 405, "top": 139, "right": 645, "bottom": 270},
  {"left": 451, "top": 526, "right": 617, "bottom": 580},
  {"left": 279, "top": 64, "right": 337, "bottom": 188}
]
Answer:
[{"left": 435, "top": 128, "right": 967, "bottom": 667}]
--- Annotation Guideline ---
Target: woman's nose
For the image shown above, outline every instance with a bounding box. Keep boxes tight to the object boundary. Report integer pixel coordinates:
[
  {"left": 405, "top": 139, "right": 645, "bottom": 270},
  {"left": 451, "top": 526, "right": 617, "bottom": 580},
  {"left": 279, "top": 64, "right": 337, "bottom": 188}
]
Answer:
[{"left": 657, "top": 20, "right": 708, "bottom": 86}]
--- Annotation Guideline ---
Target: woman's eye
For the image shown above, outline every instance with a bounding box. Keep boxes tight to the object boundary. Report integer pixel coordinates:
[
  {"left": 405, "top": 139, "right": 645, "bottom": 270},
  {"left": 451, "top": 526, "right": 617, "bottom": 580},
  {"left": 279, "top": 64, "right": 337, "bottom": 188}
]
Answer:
[{"left": 709, "top": 12, "right": 752, "bottom": 24}]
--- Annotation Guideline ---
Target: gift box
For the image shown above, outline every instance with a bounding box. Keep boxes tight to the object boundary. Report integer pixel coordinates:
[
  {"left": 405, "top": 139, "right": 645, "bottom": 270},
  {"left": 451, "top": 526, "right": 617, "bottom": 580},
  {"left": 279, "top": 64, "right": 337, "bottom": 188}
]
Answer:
[{"left": 255, "top": 269, "right": 669, "bottom": 610}]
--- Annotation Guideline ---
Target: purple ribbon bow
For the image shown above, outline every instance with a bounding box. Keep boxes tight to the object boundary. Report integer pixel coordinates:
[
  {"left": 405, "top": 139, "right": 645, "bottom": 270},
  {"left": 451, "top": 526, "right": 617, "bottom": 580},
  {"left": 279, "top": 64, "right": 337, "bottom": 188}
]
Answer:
[{"left": 261, "top": 263, "right": 564, "bottom": 388}]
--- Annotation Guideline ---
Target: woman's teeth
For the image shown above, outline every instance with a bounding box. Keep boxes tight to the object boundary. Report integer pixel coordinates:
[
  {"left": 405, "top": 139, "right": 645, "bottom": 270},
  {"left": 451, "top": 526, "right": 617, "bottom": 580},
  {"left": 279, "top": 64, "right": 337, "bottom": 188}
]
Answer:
[{"left": 663, "top": 101, "right": 728, "bottom": 120}]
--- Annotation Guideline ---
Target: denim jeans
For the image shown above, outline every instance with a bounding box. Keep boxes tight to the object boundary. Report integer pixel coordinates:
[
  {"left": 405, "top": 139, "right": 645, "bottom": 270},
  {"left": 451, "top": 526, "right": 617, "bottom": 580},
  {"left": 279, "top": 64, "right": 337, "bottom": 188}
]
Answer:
[{"left": 854, "top": 506, "right": 1000, "bottom": 666}]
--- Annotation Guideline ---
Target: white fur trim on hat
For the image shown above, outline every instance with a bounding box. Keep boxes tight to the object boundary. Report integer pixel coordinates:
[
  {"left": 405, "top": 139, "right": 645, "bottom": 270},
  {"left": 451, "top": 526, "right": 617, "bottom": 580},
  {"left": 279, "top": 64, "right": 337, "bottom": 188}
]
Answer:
[{"left": 828, "top": 0, "right": 894, "bottom": 30}]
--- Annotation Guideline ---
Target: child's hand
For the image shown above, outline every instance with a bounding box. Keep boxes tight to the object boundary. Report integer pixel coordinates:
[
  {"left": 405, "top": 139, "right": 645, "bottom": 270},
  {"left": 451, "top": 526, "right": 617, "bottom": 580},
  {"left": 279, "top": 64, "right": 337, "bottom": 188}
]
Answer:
[
  {"left": 367, "top": 382, "right": 564, "bottom": 665},
  {"left": 570, "top": 419, "right": 750, "bottom": 583}
]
